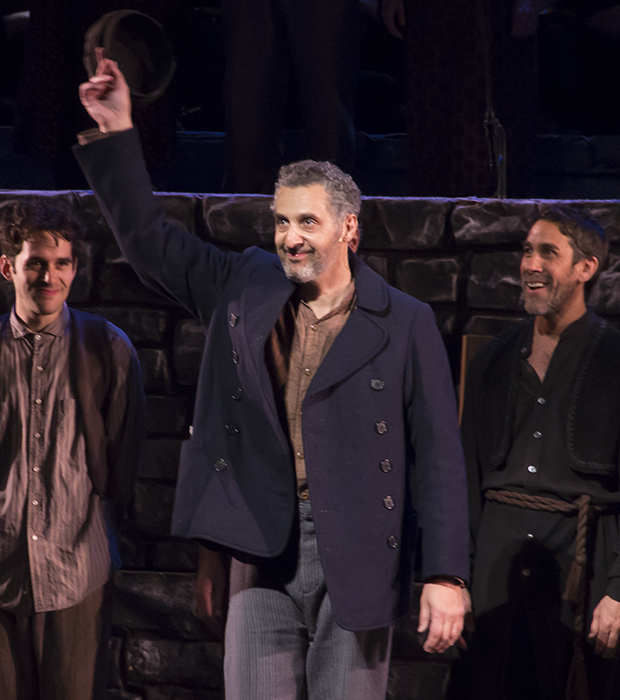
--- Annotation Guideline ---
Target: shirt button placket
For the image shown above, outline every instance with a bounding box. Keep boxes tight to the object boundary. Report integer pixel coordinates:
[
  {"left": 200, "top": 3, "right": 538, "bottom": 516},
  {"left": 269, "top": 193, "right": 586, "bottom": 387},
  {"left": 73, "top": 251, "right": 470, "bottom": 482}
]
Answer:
[{"left": 29, "top": 339, "right": 46, "bottom": 553}]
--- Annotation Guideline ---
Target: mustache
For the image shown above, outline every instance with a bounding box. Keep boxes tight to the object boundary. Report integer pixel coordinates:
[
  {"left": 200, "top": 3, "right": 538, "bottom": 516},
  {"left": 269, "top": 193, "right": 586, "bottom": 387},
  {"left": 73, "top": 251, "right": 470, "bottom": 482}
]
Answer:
[
  {"left": 282, "top": 245, "right": 313, "bottom": 255},
  {"left": 522, "top": 273, "right": 551, "bottom": 284}
]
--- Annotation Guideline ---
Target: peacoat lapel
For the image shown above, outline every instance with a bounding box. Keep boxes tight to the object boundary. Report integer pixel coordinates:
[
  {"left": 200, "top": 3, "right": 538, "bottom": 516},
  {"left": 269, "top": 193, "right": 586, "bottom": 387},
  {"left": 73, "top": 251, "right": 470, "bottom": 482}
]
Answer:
[
  {"left": 235, "top": 252, "right": 390, "bottom": 421},
  {"left": 237, "top": 257, "right": 294, "bottom": 448},
  {"left": 308, "top": 254, "right": 390, "bottom": 396}
]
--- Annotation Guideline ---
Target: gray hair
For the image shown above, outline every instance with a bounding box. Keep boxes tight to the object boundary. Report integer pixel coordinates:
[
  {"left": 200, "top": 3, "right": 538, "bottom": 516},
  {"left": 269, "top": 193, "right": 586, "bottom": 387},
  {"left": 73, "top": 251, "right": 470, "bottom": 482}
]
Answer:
[{"left": 273, "top": 160, "right": 361, "bottom": 223}]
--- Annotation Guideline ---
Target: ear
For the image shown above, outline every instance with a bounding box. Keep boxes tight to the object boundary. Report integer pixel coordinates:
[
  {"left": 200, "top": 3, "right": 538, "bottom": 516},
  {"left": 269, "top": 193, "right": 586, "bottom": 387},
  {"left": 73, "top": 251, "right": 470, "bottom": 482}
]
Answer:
[
  {"left": 0, "top": 255, "right": 13, "bottom": 282},
  {"left": 339, "top": 214, "right": 358, "bottom": 243},
  {"left": 576, "top": 256, "right": 599, "bottom": 284}
]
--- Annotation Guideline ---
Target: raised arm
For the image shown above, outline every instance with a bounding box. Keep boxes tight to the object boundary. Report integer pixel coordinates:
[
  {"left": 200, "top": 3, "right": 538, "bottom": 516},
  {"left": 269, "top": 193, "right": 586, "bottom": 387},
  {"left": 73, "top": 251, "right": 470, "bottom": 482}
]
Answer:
[{"left": 75, "top": 52, "right": 241, "bottom": 321}]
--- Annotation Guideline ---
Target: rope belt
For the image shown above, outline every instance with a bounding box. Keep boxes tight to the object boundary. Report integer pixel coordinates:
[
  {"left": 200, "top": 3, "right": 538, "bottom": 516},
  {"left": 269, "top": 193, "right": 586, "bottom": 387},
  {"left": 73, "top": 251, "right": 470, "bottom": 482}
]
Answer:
[{"left": 484, "top": 489, "right": 607, "bottom": 633}]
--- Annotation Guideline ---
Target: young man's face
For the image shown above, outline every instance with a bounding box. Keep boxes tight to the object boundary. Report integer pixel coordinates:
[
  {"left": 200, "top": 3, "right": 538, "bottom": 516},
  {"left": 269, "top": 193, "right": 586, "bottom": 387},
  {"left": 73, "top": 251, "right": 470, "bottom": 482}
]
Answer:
[
  {"left": 520, "top": 219, "right": 595, "bottom": 317},
  {"left": 274, "top": 184, "right": 354, "bottom": 285},
  {"left": 0, "top": 230, "right": 77, "bottom": 330}
]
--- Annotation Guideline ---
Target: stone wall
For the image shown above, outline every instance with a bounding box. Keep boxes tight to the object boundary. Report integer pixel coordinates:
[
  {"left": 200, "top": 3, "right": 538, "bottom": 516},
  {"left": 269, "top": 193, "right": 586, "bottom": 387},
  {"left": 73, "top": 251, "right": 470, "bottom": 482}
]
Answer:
[{"left": 1, "top": 191, "right": 619, "bottom": 700}]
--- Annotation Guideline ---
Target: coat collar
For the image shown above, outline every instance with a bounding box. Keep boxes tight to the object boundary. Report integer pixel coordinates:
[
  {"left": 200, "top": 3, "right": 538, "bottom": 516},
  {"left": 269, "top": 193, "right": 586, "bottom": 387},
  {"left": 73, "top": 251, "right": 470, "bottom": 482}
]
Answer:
[
  {"left": 349, "top": 252, "right": 390, "bottom": 313},
  {"left": 238, "top": 250, "right": 391, "bottom": 399},
  {"left": 240, "top": 250, "right": 389, "bottom": 339}
]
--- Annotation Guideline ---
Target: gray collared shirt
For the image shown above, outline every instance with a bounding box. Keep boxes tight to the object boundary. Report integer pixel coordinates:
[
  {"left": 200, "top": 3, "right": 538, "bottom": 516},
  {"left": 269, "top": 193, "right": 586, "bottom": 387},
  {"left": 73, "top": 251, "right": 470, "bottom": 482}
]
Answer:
[{"left": 0, "top": 305, "right": 110, "bottom": 613}]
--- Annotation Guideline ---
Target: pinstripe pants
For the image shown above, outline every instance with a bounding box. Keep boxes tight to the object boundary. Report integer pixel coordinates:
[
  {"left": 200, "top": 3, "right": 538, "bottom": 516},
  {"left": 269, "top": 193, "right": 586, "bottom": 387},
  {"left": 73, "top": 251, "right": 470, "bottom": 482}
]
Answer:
[{"left": 225, "top": 499, "right": 393, "bottom": 700}]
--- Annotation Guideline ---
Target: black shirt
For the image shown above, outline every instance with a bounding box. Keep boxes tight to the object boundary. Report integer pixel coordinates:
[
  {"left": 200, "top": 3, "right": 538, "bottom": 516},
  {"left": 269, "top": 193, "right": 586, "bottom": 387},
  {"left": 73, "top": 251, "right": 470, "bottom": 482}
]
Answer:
[{"left": 482, "top": 309, "right": 620, "bottom": 504}]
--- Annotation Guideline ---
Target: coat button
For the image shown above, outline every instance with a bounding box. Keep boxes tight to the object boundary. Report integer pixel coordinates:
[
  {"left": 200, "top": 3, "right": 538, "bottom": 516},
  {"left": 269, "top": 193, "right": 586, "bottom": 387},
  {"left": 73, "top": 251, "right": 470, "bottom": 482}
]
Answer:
[
  {"left": 387, "top": 535, "right": 398, "bottom": 549},
  {"left": 214, "top": 458, "right": 228, "bottom": 472},
  {"left": 383, "top": 495, "right": 395, "bottom": 510},
  {"left": 225, "top": 423, "right": 239, "bottom": 435},
  {"left": 380, "top": 459, "right": 392, "bottom": 473},
  {"left": 375, "top": 421, "right": 388, "bottom": 434},
  {"left": 232, "top": 351, "right": 239, "bottom": 364},
  {"left": 229, "top": 313, "right": 238, "bottom": 327},
  {"left": 370, "top": 379, "right": 385, "bottom": 391},
  {"left": 231, "top": 387, "right": 243, "bottom": 401}
]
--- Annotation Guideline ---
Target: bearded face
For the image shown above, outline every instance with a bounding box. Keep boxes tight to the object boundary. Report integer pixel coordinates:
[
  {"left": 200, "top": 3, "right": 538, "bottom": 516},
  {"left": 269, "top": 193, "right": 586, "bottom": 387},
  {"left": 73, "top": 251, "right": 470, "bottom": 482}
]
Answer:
[{"left": 520, "top": 220, "right": 586, "bottom": 318}]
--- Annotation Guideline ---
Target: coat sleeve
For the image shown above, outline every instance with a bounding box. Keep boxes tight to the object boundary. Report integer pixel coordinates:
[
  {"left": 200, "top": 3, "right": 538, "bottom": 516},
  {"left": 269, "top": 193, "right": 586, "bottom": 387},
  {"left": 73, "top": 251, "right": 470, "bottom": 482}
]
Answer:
[
  {"left": 73, "top": 129, "right": 241, "bottom": 323},
  {"left": 406, "top": 303, "right": 470, "bottom": 583},
  {"left": 105, "top": 324, "right": 146, "bottom": 525},
  {"left": 459, "top": 350, "right": 486, "bottom": 573}
]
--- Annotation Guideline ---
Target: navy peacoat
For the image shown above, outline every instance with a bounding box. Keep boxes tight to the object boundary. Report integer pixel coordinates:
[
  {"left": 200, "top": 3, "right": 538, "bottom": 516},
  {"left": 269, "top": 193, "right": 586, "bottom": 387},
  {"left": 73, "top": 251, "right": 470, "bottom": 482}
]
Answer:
[{"left": 75, "top": 128, "right": 469, "bottom": 631}]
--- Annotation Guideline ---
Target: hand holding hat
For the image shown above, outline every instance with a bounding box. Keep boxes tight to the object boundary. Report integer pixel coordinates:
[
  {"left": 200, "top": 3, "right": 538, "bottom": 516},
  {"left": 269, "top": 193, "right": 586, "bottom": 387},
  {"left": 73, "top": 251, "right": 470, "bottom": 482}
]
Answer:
[
  {"left": 83, "top": 10, "right": 176, "bottom": 105},
  {"left": 79, "top": 48, "right": 133, "bottom": 134}
]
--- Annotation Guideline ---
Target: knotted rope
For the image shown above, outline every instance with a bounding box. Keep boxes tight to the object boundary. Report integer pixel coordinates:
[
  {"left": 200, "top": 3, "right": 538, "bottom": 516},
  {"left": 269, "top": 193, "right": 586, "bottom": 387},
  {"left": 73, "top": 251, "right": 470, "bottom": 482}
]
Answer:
[
  {"left": 484, "top": 489, "right": 605, "bottom": 700},
  {"left": 485, "top": 489, "right": 598, "bottom": 629}
]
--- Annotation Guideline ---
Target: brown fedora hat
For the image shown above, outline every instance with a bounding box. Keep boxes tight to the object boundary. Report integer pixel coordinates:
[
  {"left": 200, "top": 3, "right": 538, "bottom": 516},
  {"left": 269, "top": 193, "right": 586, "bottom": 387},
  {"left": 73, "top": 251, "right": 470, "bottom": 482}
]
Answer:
[{"left": 84, "top": 10, "right": 176, "bottom": 104}]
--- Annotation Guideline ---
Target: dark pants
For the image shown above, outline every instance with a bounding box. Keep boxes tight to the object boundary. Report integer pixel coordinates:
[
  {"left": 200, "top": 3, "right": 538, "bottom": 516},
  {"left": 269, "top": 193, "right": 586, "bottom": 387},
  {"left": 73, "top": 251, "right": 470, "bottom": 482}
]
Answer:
[
  {"left": 0, "top": 584, "right": 109, "bottom": 700},
  {"left": 402, "top": 0, "right": 535, "bottom": 197},
  {"left": 222, "top": 0, "right": 359, "bottom": 193}
]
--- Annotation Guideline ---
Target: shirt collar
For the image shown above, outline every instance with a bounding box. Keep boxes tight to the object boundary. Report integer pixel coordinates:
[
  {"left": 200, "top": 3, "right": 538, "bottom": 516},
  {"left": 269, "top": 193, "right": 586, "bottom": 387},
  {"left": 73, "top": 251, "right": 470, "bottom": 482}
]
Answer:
[
  {"left": 9, "top": 304, "right": 70, "bottom": 339},
  {"left": 521, "top": 307, "right": 599, "bottom": 356},
  {"left": 559, "top": 307, "right": 598, "bottom": 343},
  {"left": 298, "top": 279, "right": 356, "bottom": 322}
]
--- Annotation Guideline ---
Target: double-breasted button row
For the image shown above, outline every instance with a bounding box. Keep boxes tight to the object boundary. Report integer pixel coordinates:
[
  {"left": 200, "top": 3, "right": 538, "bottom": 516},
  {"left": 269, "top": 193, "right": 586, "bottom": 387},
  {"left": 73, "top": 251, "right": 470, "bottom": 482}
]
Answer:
[{"left": 383, "top": 495, "right": 395, "bottom": 510}]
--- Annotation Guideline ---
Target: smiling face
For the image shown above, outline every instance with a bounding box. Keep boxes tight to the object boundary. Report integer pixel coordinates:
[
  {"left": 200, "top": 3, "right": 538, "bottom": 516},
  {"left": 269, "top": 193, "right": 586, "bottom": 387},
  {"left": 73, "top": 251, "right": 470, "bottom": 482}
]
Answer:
[
  {"left": 520, "top": 219, "right": 597, "bottom": 319},
  {"left": 274, "top": 184, "right": 355, "bottom": 287},
  {"left": 0, "top": 230, "right": 77, "bottom": 330}
]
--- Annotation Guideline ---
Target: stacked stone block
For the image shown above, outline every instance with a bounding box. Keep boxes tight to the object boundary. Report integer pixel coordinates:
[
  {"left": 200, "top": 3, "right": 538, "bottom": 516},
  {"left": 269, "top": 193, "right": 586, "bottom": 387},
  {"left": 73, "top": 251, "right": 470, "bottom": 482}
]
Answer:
[{"left": 0, "top": 190, "right": 619, "bottom": 699}]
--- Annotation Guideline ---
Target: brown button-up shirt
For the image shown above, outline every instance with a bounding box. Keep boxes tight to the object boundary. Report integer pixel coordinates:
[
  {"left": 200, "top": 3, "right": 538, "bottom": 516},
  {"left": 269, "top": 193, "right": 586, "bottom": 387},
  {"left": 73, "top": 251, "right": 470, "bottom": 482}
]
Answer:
[
  {"left": 0, "top": 306, "right": 111, "bottom": 614},
  {"left": 266, "top": 283, "right": 356, "bottom": 496}
]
